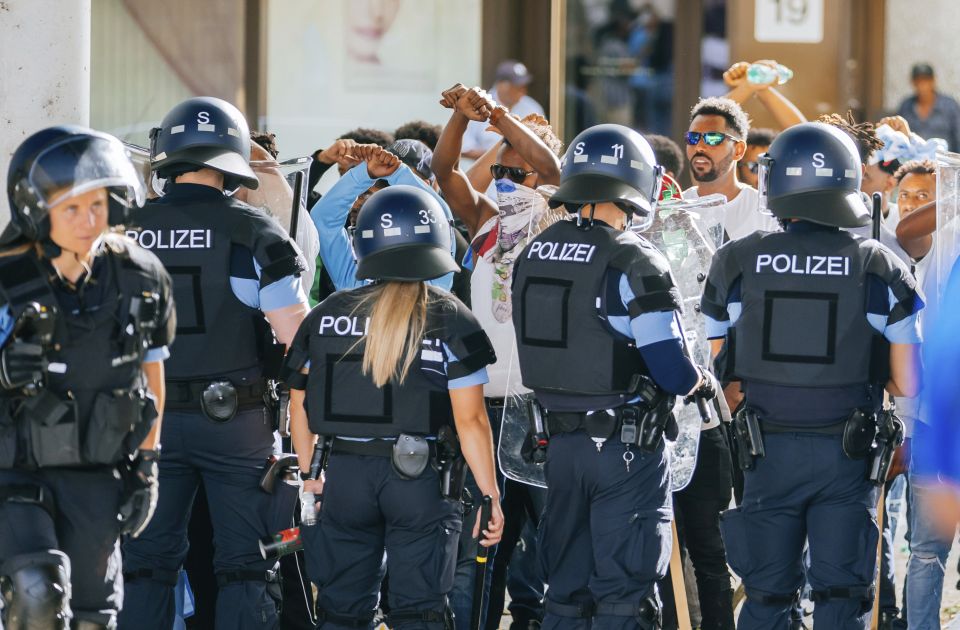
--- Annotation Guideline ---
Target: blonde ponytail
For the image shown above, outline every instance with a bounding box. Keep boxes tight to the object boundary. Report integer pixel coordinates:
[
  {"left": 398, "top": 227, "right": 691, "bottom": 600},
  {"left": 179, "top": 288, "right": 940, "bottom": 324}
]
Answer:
[{"left": 359, "top": 281, "right": 428, "bottom": 387}]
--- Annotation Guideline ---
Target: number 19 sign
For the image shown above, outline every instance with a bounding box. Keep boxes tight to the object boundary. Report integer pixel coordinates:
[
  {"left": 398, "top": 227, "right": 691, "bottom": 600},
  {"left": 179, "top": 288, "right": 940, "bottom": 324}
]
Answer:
[{"left": 755, "top": 0, "right": 823, "bottom": 43}]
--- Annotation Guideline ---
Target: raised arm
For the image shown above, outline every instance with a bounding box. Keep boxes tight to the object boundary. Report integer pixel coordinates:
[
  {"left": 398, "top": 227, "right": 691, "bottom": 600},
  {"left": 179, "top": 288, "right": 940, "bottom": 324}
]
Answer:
[
  {"left": 724, "top": 61, "right": 807, "bottom": 129},
  {"left": 895, "top": 200, "right": 936, "bottom": 259},
  {"left": 492, "top": 112, "right": 561, "bottom": 185},
  {"left": 433, "top": 84, "right": 498, "bottom": 237}
]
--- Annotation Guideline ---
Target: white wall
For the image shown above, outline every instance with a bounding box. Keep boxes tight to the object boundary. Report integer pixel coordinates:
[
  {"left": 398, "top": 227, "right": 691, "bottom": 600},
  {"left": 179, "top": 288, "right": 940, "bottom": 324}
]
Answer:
[
  {"left": 264, "top": 0, "right": 482, "bottom": 168},
  {"left": 884, "top": 0, "right": 960, "bottom": 112},
  {"left": 0, "top": 0, "right": 91, "bottom": 224}
]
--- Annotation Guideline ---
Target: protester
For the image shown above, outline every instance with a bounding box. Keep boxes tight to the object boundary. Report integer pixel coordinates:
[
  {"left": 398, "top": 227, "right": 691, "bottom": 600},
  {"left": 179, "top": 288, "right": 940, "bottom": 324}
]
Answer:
[
  {"left": 738, "top": 128, "right": 777, "bottom": 189},
  {"left": 897, "top": 63, "right": 960, "bottom": 152},
  {"left": 682, "top": 97, "right": 780, "bottom": 240},
  {"left": 395, "top": 119, "right": 443, "bottom": 150},
  {"left": 647, "top": 133, "right": 685, "bottom": 180}
]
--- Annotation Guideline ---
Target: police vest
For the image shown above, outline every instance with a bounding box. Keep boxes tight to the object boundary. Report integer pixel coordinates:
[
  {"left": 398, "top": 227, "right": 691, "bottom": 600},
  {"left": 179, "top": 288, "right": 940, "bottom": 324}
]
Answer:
[
  {"left": 0, "top": 236, "right": 170, "bottom": 468},
  {"left": 511, "top": 219, "right": 682, "bottom": 402},
  {"left": 720, "top": 229, "right": 914, "bottom": 390},
  {"left": 297, "top": 285, "right": 495, "bottom": 439},
  {"left": 129, "top": 192, "right": 303, "bottom": 383}
]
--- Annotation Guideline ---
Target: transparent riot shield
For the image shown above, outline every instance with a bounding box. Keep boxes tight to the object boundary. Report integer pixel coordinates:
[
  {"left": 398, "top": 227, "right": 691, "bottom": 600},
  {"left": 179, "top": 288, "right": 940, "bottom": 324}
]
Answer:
[
  {"left": 935, "top": 150, "right": 960, "bottom": 305},
  {"left": 639, "top": 193, "right": 727, "bottom": 491},
  {"left": 240, "top": 156, "right": 318, "bottom": 293}
]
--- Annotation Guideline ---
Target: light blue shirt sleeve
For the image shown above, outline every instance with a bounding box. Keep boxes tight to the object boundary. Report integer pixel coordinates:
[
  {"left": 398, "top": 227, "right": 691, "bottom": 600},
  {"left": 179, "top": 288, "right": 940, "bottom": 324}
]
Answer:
[
  {"left": 310, "top": 165, "right": 369, "bottom": 291},
  {"left": 443, "top": 342, "right": 488, "bottom": 389},
  {"left": 310, "top": 164, "right": 455, "bottom": 292},
  {"left": 143, "top": 346, "right": 170, "bottom": 363},
  {"left": 880, "top": 288, "right": 923, "bottom": 344},
  {"left": 230, "top": 257, "right": 307, "bottom": 311},
  {"left": 610, "top": 275, "right": 684, "bottom": 347},
  {"left": 0, "top": 304, "right": 13, "bottom": 348}
]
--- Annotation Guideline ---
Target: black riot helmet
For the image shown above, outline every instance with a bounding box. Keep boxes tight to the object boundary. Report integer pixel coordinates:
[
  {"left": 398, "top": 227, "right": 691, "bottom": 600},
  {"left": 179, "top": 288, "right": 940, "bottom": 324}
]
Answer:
[
  {"left": 353, "top": 185, "right": 457, "bottom": 282},
  {"left": 759, "top": 122, "right": 870, "bottom": 228},
  {"left": 149, "top": 96, "right": 259, "bottom": 190},
  {"left": 3, "top": 125, "right": 145, "bottom": 247},
  {"left": 550, "top": 123, "right": 663, "bottom": 229}
]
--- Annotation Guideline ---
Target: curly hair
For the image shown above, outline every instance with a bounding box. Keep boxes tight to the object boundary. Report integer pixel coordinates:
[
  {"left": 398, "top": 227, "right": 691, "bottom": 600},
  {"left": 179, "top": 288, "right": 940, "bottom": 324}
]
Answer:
[
  {"left": 817, "top": 112, "right": 883, "bottom": 162},
  {"left": 394, "top": 120, "right": 442, "bottom": 150},
  {"left": 894, "top": 159, "right": 936, "bottom": 183},
  {"left": 502, "top": 117, "right": 564, "bottom": 157},
  {"left": 646, "top": 134, "right": 684, "bottom": 178},
  {"left": 690, "top": 97, "right": 750, "bottom": 139},
  {"left": 250, "top": 130, "right": 279, "bottom": 159},
  {"left": 746, "top": 127, "right": 778, "bottom": 148}
]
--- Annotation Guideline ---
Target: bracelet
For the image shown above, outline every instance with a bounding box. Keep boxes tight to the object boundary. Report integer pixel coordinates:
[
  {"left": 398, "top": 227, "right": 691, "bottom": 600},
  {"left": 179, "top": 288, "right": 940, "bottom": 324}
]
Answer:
[{"left": 489, "top": 105, "right": 509, "bottom": 126}]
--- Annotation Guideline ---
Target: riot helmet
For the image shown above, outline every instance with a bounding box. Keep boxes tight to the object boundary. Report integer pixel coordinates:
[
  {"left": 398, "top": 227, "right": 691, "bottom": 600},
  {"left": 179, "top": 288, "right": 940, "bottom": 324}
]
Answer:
[
  {"left": 550, "top": 124, "right": 663, "bottom": 229},
  {"left": 759, "top": 122, "right": 870, "bottom": 228},
  {"left": 3, "top": 125, "right": 145, "bottom": 247},
  {"left": 353, "top": 185, "right": 457, "bottom": 282},
  {"left": 150, "top": 97, "right": 259, "bottom": 190}
]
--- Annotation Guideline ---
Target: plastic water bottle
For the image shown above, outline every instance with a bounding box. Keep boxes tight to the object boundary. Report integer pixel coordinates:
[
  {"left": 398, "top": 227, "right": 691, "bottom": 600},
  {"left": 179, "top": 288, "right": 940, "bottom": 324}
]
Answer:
[
  {"left": 746, "top": 63, "right": 793, "bottom": 86},
  {"left": 301, "top": 488, "right": 317, "bottom": 526}
]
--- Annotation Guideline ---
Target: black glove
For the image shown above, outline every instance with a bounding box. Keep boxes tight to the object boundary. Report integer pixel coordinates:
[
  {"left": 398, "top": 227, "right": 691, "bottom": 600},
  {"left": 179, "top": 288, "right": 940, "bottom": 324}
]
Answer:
[
  {"left": 118, "top": 449, "right": 159, "bottom": 538},
  {"left": 0, "top": 340, "right": 46, "bottom": 391},
  {"left": 686, "top": 365, "right": 720, "bottom": 404}
]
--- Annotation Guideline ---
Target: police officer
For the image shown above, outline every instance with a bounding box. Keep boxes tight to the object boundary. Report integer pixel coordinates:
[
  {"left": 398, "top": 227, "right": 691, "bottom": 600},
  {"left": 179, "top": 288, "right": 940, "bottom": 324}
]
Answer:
[
  {"left": 0, "top": 126, "right": 175, "bottom": 628},
  {"left": 119, "top": 97, "right": 310, "bottom": 630},
  {"left": 283, "top": 185, "right": 504, "bottom": 630},
  {"left": 702, "top": 122, "right": 923, "bottom": 629},
  {"left": 511, "top": 123, "right": 718, "bottom": 630}
]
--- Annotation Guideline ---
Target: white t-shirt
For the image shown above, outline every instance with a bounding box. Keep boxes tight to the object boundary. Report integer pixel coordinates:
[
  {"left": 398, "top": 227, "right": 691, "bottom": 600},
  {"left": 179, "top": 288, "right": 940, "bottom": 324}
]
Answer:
[{"left": 682, "top": 185, "right": 779, "bottom": 240}]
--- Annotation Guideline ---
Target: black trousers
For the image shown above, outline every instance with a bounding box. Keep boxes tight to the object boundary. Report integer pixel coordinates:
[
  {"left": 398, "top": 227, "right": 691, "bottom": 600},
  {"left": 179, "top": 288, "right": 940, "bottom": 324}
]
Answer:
[{"left": 659, "top": 426, "right": 735, "bottom": 630}]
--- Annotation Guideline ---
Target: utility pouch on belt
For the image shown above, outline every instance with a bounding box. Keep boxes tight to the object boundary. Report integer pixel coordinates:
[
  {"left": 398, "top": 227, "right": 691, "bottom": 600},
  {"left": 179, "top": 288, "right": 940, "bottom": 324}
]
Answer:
[
  {"left": 868, "top": 410, "right": 904, "bottom": 484},
  {"left": 633, "top": 376, "right": 674, "bottom": 453},
  {"left": 18, "top": 390, "right": 80, "bottom": 467},
  {"left": 437, "top": 426, "right": 466, "bottom": 500},
  {"left": 842, "top": 409, "right": 877, "bottom": 460},
  {"left": 732, "top": 406, "right": 764, "bottom": 470},
  {"left": 584, "top": 411, "right": 618, "bottom": 441},
  {"left": 392, "top": 433, "right": 431, "bottom": 479},
  {"left": 200, "top": 381, "right": 238, "bottom": 423}
]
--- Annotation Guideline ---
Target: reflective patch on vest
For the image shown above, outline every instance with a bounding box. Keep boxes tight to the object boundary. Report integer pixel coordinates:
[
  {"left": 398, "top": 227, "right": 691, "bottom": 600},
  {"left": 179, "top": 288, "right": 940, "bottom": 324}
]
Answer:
[
  {"left": 762, "top": 290, "right": 838, "bottom": 364},
  {"left": 126, "top": 229, "right": 213, "bottom": 250},
  {"left": 420, "top": 338, "right": 445, "bottom": 377},
  {"left": 318, "top": 315, "right": 369, "bottom": 337},
  {"left": 525, "top": 240, "right": 597, "bottom": 263},
  {"left": 755, "top": 254, "right": 851, "bottom": 276}
]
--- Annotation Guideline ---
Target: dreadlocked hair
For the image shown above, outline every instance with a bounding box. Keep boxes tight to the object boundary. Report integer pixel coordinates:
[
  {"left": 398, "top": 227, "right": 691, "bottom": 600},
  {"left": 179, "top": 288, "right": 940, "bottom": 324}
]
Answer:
[{"left": 817, "top": 112, "right": 884, "bottom": 161}]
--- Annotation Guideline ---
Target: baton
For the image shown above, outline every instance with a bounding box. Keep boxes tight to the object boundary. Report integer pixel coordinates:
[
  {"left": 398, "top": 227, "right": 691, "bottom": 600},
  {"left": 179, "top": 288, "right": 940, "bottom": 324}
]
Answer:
[
  {"left": 470, "top": 496, "right": 493, "bottom": 630},
  {"left": 289, "top": 170, "right": 304, "bottom": 241},
  {"left": 872, "top": 192, "right": 882, "bottom": 241}
]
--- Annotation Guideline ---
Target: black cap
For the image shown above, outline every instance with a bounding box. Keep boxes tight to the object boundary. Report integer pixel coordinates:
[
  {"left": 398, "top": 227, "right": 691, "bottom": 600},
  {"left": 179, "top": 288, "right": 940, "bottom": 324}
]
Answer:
[
  {"left": 494, "top": 60, "right": 533, "bottom": 86},
  {"left": 911, "top": 63, "right": 935, "bottom": 79},
  {"left": 387, "top": 139, "right": 433, "bottom": 181}
]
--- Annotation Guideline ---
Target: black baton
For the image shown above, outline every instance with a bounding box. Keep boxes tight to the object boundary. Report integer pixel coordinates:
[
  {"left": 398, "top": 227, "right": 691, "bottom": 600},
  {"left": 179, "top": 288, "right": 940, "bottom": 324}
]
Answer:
[{"left": 470, "top": 496, "right": 493, "bottom": 630}]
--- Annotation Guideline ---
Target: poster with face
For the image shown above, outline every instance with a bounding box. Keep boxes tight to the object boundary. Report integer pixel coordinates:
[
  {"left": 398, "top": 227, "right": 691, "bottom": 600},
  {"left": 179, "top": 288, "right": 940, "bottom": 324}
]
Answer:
[{"left": 343, "top": 0, "right": 436, "bottom": 91}]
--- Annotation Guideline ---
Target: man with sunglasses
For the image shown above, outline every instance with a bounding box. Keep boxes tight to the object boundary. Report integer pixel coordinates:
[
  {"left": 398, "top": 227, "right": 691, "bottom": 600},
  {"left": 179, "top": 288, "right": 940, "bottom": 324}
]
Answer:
[
  {"left": 433, "top": 83, "right": 561, "bottom": 630},
  {"left": 683, "top": 97, "right": 780, "bottom": 242}
]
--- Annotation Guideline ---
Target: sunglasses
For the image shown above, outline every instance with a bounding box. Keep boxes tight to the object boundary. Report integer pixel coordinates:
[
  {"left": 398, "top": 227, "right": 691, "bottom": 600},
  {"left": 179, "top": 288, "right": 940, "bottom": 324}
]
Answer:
[
  {"left": 685, "top": 131, "right": 740, "bottom": 147},
  {"left": 491, "top": 163, "right": 535, "bottom": 184},
  {"left": 743, "top": 161, "right": 760, "bottom": 174}
]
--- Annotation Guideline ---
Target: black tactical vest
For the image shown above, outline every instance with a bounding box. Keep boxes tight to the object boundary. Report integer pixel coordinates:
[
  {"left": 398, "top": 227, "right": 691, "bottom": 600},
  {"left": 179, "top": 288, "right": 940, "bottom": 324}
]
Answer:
[
  {"left": 725, "top": 229, "right": 893, "bottom": 388},
  {"left": 298, "top": 285, "right": 495, "bottom": 439},
  {"left": 0, "top": 237, "right": 169, "bottom": 468},
  {"left": 130, "top": 188, "right": 302, "bottom": 383},
  {"left": 511, "top": 220, "right": 681, "bottom": 407}
]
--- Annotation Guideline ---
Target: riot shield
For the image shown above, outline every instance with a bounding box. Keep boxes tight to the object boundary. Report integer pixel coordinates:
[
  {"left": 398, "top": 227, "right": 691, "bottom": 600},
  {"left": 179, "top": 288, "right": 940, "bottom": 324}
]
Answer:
[
  {"left": 935, "top": 150, "right": 960, "bottom": 305},
  {"left": 639, "top": 192, "right": 727, "bottom": 491},
  {"left": 239, "top": 156, "right": 319, "bottom": 293}
]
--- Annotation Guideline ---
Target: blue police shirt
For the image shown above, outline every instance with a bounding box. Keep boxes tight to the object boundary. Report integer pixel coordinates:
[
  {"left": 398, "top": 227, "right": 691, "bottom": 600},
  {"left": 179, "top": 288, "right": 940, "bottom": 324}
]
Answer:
[{"left": 309, "top": 164, "right": 456, "bottom": 292}]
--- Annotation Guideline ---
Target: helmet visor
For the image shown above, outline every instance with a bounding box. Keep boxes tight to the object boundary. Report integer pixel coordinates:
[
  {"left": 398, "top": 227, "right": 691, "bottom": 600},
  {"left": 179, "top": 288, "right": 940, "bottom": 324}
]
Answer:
[
  {"left": 757, "top": 153, "right": 773, "bottom": 217},
  {"left": 29, "top": 135, "right": 145, "bottom": 210}
]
